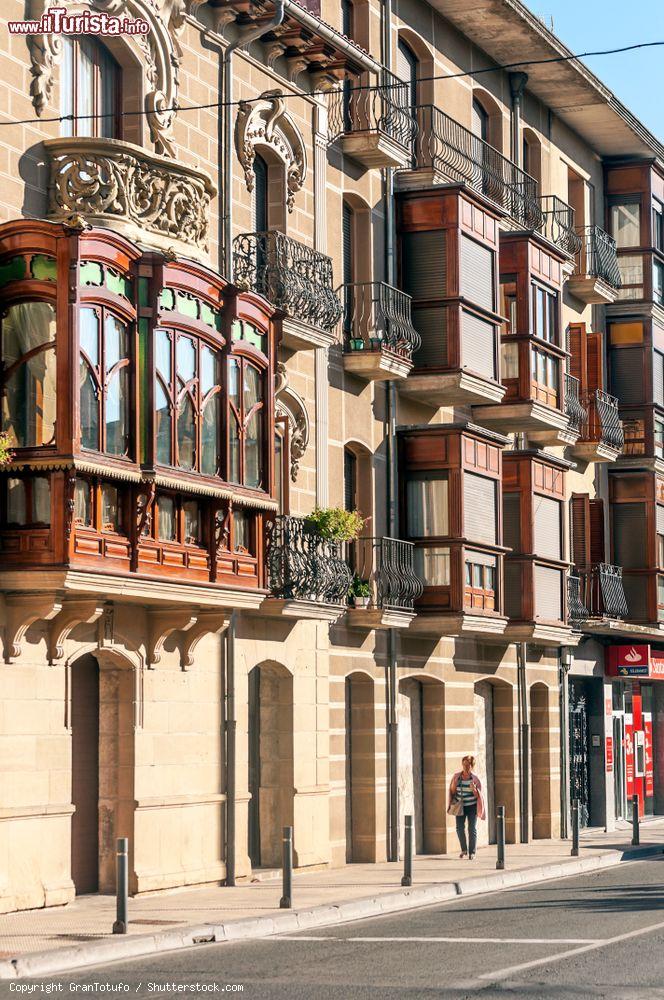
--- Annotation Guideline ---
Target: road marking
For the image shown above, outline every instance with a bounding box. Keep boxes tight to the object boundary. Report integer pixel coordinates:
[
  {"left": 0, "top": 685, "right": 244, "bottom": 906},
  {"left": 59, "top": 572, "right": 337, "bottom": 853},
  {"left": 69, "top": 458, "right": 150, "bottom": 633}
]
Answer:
[
  {"left": 477, "top": 916, "right": 664, "bottom": 983},
  {"left": 277, "top": 936, "right": 601, "bottom": 944}
]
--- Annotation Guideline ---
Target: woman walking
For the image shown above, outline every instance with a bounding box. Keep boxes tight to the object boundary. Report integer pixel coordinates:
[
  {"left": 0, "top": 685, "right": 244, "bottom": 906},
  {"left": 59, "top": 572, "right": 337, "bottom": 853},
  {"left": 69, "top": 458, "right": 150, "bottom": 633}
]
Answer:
[{"left": 448, "top": 755, "right": 486, "bottom": 860}]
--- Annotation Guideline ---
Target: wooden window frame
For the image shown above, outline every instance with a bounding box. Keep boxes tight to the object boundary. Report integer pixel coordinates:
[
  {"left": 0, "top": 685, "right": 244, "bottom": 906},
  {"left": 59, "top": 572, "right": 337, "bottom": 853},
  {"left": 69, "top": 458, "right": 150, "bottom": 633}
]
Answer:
[
  {"left": 79, "top": 303, "right": 132, "bottom": 459},
  {"left": 0, "top": 296, "right": 58, "bottom": 451},
  {"left": 61, "top": 35, "right": 122, "bottom": 140},
  {"left": 227, "top": 337, "right": 269, "bottom": 491}
]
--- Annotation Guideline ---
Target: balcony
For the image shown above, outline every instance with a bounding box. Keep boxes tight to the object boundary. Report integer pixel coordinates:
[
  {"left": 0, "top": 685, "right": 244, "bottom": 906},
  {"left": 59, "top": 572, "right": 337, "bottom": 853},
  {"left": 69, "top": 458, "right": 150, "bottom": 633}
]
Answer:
[
  {"left": 563, "top": 373, "right": 587, "bottom": 444},
  {"left": 568, "top": 574, "right": 589, "bottom": 622},
  {"left": 43, "top": 137, "right": 215, "bottom": 262},
  {"left": 573, "top": 564, "right": 629, "bottom": 621},
  {"left": 568, "top": 226, "right": 622, "bottom": 303},
  {"left": 233, "top": 232, "right": 342, "bottom": 349},
  {"left": 264, "top": 514, "right": 353, "bottom": 621},
  {"left": 346, "top": 536, "right": 423, "bottom": 628},
  {"left": 398, "top": 104, "right": 541, "bottom": 231},
  {"left": 571, "top": 390, "right": 624, "bottom": 463},
  {"left": 537, "top": 196, "right": 582, "bottom": 259},
  {"left": 341, "top": 282, "right": 420, "bottom": 380},
  {"left": 328, "top": 71, "right": 417, "bottom": 170}
]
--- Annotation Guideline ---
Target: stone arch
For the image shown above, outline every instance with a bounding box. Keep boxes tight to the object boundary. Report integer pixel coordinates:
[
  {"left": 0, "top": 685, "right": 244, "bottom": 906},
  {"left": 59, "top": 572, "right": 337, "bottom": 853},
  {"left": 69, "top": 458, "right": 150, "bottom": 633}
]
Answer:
[
  {"left": 27, "top": 0, "right": 185, "bottom": 154},
  {"left": 247, "top": 659, "right": 295, "bottom": 868},
  {"left": 397, "top": 673, "right": 446, "bottom": 855},
  {"left": 345, "top": 671, "right": 376, "bottom": 862},
  {"left": 473, "top": 676, "right": 516, "bottom": 844},
  {"left": 530, "top": 681, "right": 553, "bottom": 838},
  {"left": 236, "top": 92, "right": 307, "bottom": 215},
  {"left": 396, "top": 28, "right": 434, "bottom": 106},
  {"left": 471, "top": 87, "right": 506, "bottom": 154}
]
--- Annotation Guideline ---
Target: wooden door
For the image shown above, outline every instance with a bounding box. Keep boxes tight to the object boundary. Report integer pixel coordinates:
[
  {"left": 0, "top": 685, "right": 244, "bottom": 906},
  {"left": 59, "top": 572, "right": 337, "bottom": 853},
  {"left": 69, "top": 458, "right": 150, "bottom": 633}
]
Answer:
[{"left": 71, "top": 654, "right": 100, "bottom": 894}]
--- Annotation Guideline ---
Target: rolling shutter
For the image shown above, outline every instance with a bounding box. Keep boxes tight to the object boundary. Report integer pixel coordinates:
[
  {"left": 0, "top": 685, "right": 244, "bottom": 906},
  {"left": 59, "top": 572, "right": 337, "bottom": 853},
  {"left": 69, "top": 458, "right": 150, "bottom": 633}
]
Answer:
[
  {"left": 252, "top": 155, "right": 268, "bottom": 232},
  {"left": 411, "top": 307, "right": 447, "bottom": 367},
  {"left": 503, "top": 493, "right": 521, "bottom": 553},
  {"left": 504, "top": 561, "right": 522, "bottom": 619},
  {"left": 657, "top": 503, "right": 664, "bottom": 537},
  {"left": 344, "top": 449, "right": 357, "bottom": 512},
  {"left": 655, "top": 350, "right": 664, "bottom": 407},
  {"left": 622, "top": 576, "right": 646, "bottom": 620},
  {"left": 610, "top": 347, "right": 644, "bottom": 404},
  {"left": 460, "top": 235, "right": 494, "bottom": 312},
  {"left": 535, "top": 565, "right": 563, "bottom": 621},
  {"left": 397, "top": 38, "right": 418, "bottom": 108},
  {"left": 462, "top": 312, "right": 496, "bottom": 379},
  {"left": 533, "top": 495, "right": 562, "bottom": 560},
  {"left": 463, "top": 473, "right": 496, "bottom": 545},
  {"left": 401, "top": 230, "right": 447, "bottom": 299},
  {"left": 613, "top": 502, "right": 647, "bottom": 568}
]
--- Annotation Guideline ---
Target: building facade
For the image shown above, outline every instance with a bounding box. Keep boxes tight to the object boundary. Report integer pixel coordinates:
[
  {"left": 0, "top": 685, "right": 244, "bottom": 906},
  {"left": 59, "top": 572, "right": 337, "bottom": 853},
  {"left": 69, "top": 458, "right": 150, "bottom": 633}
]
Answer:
[{"left": 0, "top": 0, "right": 663, "bottom": 912}]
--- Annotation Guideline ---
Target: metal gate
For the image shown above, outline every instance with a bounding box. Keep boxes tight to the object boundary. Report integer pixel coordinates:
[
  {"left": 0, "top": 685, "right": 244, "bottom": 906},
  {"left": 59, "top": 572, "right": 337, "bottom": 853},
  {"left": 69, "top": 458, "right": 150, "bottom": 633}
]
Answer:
[{"left": 569, "top": 683, "right": 590, "bottom": 827}]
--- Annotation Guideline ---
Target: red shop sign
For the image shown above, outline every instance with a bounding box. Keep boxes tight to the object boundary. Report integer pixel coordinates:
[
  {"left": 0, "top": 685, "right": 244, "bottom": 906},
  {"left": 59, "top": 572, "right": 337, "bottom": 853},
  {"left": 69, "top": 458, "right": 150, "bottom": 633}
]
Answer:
[
  {"left": 645, "top": 718, "right": 654, "bottom": 797},
  {"left": 607, "top": 645, "right": 664, "bottom": 679},
  {"left": 605, "top": 735, "right": 614, "bottom": 772}
]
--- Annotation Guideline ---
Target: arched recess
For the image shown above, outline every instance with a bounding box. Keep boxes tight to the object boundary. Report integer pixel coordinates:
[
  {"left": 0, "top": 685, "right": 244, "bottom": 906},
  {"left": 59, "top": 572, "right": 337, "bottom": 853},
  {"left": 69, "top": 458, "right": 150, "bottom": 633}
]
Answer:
[
  {"left": 471, "top": 89, "right": 506, "bottom": 154},
  {"left": 247, "top": 661, "right": 295, "bottom": 869},
  {"left": 396, "top": 29, "right": 434, "bottom": 107},
  {"left": 67, "top": 643, "right": 138, "bottom": 896},
  {"left": 522, "top": 127, "right": 543, "bottom": 186},
  {"left": 530, "top": 682, "right": 553, "bottom": 839},
  {"left": 345, "top": 672, "right": 377, "bottom": 862},
  {"left": 398, "top": 674, "right": 445, "bottom": 855},
  {"left": 473, "top": 677, "right": 516, "bottom": 845},
  {"left": 236, "top": 93, "right": 307, "bottom": 217}
]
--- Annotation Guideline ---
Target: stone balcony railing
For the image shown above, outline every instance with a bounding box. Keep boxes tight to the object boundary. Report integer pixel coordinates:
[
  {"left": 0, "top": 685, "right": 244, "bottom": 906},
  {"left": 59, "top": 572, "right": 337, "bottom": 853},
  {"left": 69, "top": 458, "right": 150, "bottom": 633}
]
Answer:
[{"left": 43, "top": 137, "right": 216, "bottom": 261}]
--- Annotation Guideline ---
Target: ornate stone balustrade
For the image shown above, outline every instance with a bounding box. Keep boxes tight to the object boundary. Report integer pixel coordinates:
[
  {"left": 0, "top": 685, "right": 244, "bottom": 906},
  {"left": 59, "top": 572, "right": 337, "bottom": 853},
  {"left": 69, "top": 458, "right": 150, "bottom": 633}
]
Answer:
[{"left": 43, "top": 137, "right": 216, "bottom": 261}]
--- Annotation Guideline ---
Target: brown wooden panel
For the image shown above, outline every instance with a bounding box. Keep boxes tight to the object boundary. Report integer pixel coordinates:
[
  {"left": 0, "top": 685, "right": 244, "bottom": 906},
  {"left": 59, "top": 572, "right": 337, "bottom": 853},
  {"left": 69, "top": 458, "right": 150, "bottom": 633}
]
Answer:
[{"left": 587, "top": 331, "right": 604, "bottom": 393}]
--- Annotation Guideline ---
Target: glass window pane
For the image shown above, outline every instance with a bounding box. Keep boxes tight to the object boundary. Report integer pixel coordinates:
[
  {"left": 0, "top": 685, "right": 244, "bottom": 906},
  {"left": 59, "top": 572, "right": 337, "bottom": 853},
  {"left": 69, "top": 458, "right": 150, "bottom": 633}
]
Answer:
[
  {"left": 74, "top": 480, "right": 92, "bottom": 527},
  {"left": 501, "top": 341, "right": 519, "bottom": 380},
  {"left": 228, "top": 358, "right": 240, "bottom": 408},
  {"left": 611, "top": 202, "right": 641, "bottom": 248},
  {"left": 406, "top": 475, "right": 449, "bottom": 537},
  {"left": 80, "top": 307, "right": 99, "bottom": 366},
  {"left": 101, "top": 484, "right": 120, "bottom": 531},
  {"left": 2, "top": 303, "right": 57, "bottom": 448},
  {"left": 177, "top": 394, "right": 196, "bottom": 470},
  {"left": 99, "top": 43, "right": 118, "bottom": 139},
  {"left": 183, "top": 501, "right": 199, "bottom": 545},
  {"left": 105, "top": 313, "right": 126, "bottom": 372},
  {"left": 3, "top": 301, "right": 56, "bottom": 363},
  {"left": 229, "top": 416, "right": 241, "bottom": 484},
  {"left": 244, "top": 364, "right": 261, "bottom": 411},
  {"left": 473, "top": 564, "right": 483, "bottom": 588},
  {"left": 155, "top": 329, "right": 171, "bottom": 382},
  {"left": 155, "top": 380, "right": 171, "bottom": 465},
  {"left": 79, "top": 361, "right": 99, "bottom": 450},
  {"left": 201, "top": 394, "right": 219, "bottom": 476},
  {"left": 233, "top": 510, "right": 250, "bottom": 551},
  {"left": 157, "top": 496, "right": 176, "bottom": 541},
  {"left": 465, "top": 562, "right": 472, "bottom": 586},
  {"left": 60, "top": 37, "right": 74, "bottom": 137},
  {"left": 77, "top": 37, "right": 95, "bottom": 137},
  {"left": 201, "top": 346, "right": 217, "bottom": 396},
  {"left": 7, "top": 478, "right": 26, "bottom": 525},
  {"left": 176, "top": 336, "right": 196, "bottom": 383},
  {"left": 547, "top": 355, "right": 557, "bottom": 389},
  {"left": 105, "top": 368, "right": 128, "bottom": 456},
  {"left": 413, "top": 545, "right": 450, "bottom": 586},
  {"left": 245, "top": 408, "right": 263, "bottom": 489},
  {"left": 32, "top": 477, "right": 50, "bottom": 523}
]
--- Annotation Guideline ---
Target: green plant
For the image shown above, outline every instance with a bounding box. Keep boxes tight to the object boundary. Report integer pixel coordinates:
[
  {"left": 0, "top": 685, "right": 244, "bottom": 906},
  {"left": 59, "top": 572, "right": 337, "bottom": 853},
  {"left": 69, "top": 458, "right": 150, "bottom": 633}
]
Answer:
[
  {"left": 304, "top": 506, "right": 365, "bottom": 542},
  {"left": 0, "top": 432, "right": 13, "bottom": 467},
  {"left": 349, "top": 574, "right": 371, "bottom": 599}
]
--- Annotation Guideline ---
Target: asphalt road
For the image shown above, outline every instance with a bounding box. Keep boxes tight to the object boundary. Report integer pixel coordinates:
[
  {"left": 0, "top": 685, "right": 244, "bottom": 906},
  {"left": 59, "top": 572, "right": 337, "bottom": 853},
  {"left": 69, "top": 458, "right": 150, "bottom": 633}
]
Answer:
[{"left": 8, "top": 857, "right": 664, "bottom": 1000}]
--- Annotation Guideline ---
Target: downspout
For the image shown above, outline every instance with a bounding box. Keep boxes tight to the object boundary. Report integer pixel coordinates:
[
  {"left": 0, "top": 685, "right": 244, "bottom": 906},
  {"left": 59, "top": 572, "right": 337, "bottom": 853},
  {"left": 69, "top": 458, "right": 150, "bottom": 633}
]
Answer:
[
  {"left": 517, "top": 640, "right": 530, "bottom": 843},
  {"left": 559, "top": 648, "right": 572, "bottom": 839},
  {"left": 222, "top": 0, "right": 286, "bottom": 277},
  {"left": 225, "top": 611, "right": 237, "bottom": 885},
  {"left": 509, "top": 72, "right": 528, "bottom": 168}
]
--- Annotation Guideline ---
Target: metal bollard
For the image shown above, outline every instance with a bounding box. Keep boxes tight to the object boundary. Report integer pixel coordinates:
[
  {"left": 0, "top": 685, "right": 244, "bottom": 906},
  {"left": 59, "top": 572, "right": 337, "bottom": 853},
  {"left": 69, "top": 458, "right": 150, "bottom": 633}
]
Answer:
[
  {"left": 401, "top": 815, "right": 413, "bottom": 886},
  {"left": 496, "top": 805, "right": 505, "bottom": 870},
  {"left": 632, "top": 794, "right": 640, "bottom": 846},
  {"left": 571, "top": 799, "right": 580, "bottom": 857},
  {"left": 279, "top": 826, "right": 293, "bottom": 909},
  {"left": 112, "top": 837, "right": 128, "bottom": 934}
]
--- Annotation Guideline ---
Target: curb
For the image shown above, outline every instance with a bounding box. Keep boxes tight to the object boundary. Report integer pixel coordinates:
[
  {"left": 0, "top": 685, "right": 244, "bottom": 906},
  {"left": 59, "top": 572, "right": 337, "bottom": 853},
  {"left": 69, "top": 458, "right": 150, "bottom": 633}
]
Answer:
[{"left": 1, "top": 842, "right": 662, "bottom": 980}]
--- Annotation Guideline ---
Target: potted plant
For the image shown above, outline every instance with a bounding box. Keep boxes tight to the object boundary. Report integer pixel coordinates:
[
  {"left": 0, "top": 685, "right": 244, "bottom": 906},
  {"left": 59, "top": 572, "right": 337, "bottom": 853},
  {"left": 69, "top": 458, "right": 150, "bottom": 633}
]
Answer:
[
  {"left": 349, "top": 574, "right": 371, "bottom": 608},
  {"left": 349, "top": 337, "right": 365, "bottom": 351},
  {"left": 304, "top": 507, "right": 365, "bottom": 542}
]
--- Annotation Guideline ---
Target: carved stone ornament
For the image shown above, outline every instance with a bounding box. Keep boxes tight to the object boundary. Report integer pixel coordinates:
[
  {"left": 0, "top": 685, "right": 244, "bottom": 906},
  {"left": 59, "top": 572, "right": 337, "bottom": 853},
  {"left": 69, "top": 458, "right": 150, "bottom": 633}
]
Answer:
[
  {"left": 28, "top": 0, "right": 186, "bottom": 156},
  {"left": 236, "top": 91, "right": 307, "bottom": 214},
  {"left": 275, "top": 362, "right": 310, "bottom": 482}
]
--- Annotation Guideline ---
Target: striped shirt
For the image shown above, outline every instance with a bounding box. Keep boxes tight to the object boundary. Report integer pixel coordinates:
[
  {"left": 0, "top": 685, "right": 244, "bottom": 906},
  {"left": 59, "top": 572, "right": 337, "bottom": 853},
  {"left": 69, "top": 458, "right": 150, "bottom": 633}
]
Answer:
[{"left": 457, "top": 776, "right": 476, "bottom": 807}]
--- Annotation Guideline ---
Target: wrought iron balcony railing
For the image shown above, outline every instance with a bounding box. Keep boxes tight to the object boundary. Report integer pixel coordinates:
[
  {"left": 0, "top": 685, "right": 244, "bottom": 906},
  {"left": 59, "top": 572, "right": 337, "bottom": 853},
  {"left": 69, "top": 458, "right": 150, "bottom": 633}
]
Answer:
[
  {"left": 583, "top": 389, "right": 624, "bottom": 452},
  {"left": 574, "top": 226, "right": 622, "bottom": 290},
  {"left": 578, "top": 563, "right": 629, "bottom": 620},
  {"left": 409, "top": 105, "right": 542, "bottom": 230},
  {"left": 351, "top": 536, "right": 423, "bottom": 611},
  {"left": 568, "top": 574, "right": 590, "bottom": 622},
  {"left": 233, "top": 231, "right": 342, "bottom": 333},
  {"left": 537, "top": 196, "right": 582, "bottom": 256},
  {"left": 341, "top": 281, "right": 420, "bottom": 359},
  {"left": 328, "top": 70, "right": 417, "bottom": 153},
  {"left": 564, "top": 372, "right": 587, "bottom": 436},
  {"left": 267, "top": 515, "right": 353, "bottom": 605}
]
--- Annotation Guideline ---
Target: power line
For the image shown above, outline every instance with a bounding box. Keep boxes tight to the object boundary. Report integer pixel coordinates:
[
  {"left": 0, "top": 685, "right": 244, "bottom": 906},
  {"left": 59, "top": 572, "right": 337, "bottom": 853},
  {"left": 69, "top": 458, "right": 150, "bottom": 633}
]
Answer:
[{"left": 1, "top": 38, "right": 662, "bottom": 128}]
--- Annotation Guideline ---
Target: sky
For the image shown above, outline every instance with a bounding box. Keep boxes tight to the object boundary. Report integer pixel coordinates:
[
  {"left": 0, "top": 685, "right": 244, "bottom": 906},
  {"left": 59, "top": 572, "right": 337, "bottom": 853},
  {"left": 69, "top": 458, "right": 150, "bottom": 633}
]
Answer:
[{"left": 523, "top": 0, "right": 664, "bottom": 140}]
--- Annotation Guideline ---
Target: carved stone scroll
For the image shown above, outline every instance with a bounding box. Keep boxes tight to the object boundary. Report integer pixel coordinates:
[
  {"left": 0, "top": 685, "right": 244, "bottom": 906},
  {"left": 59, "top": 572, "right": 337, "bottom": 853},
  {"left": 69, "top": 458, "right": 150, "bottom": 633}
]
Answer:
[
  {"left": 4, "top": 593, "right": 63, "bottom": 663},
  {"left": 147, "top": 608, "right": 197, "bottom": 666},
  {"left": 179, "top": 612, "right": 230, "bottom": 669},
  {"left": 48, "top": 600, "right": 105, "bottom": 664},
  {"left": 275, "top": 362, "right": 310, "bottom": 482},
  {"left": 236, "top": 92, "right": 307, "bottom": 213}
]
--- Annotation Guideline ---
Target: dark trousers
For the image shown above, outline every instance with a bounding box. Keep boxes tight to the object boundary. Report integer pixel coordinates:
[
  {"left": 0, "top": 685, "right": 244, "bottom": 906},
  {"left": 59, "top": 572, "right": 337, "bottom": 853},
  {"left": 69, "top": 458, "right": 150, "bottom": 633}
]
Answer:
[{"left": 456, "top": 804, "right": 478, "bottom": 854}]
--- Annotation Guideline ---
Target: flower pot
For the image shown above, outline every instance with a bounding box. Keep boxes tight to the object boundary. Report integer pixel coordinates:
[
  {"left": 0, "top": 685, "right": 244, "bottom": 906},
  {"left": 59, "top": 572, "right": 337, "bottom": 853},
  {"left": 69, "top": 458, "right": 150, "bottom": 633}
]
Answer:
[
  {"left": 350, "top": 338, "right": 365, "bottom": 351},
  {"left": 352, "top": 595, "right": 370, "bottom": 608}
]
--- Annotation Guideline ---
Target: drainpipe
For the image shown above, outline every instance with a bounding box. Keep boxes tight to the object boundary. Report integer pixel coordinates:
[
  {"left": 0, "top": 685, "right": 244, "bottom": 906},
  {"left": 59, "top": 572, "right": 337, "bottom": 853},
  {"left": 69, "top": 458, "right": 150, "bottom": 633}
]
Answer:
[
  {"left": 225, "top": 611, "right": 237, "bottom": 886},
  {"left": 517, "top": 640, "right": 529, "bottom": 843},
  {"left": 222, "top": 0, "right": 285, "bottom": 277},
  {"left": 509, "top": 72, "right": 528, "bottom": 168},
  {"left": 559, "top": 647, "right": 573, "bottom": 839}
]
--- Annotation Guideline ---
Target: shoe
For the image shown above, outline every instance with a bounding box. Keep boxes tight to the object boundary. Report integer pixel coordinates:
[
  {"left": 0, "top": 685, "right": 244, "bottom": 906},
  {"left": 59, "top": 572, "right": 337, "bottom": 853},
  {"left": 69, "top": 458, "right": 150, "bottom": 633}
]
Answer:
[
  {"left": 469, "top": 853, "right": 475, "bottom": 860},
  {"left": 459, "top": 852, "right": 467, "bottom": 859}
]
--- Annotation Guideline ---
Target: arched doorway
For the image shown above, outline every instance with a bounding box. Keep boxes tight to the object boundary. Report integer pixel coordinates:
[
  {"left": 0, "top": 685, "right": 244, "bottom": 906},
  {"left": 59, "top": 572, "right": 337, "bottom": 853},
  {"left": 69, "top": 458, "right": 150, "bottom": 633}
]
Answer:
[
  {"left": 398, "top": 676, "right": 445, "bottom": 855},
  {"left": 530, "top": 683, "right": 552, "bottom": 839},
  {"left": 71, "top": 654, "right": 100, "bottom": 894},
  {"left": 473, "top": 679, "right": 517, "bottom": 845},
  {"left": 248, "top": 663, "right": 294, "bottom": 869},
  {"left": 345, "top": 672, "right": 376, "bottom": 862}
]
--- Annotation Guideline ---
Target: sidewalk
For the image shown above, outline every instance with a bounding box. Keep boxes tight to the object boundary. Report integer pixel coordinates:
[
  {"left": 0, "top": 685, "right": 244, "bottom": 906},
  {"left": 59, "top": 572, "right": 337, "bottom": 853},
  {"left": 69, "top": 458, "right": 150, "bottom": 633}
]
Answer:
[{"left": 2, "top": 821, "right": 663, "bottom": 979}]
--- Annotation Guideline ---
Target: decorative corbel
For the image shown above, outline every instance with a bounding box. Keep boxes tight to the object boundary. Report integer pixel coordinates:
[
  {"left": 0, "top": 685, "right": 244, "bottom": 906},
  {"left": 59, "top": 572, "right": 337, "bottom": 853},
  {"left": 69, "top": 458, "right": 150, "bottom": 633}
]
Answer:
[
  {"left": 48, "top": 600, "right": 104, "bottom": 664},
  {"left": 286, "top": 56, "right": 310, "bottom": 84},
  {"left": 147, "top": 608, "right": 197, "bottom": 666},
  {"left": 179, "top": 612, "right": 230, "bottom": 670},
  {"left": 4, "top": 593, "right": 63, "bottom": 663},
  {"left": 264, "top": 40, "right": 287, "bottom": 68}
]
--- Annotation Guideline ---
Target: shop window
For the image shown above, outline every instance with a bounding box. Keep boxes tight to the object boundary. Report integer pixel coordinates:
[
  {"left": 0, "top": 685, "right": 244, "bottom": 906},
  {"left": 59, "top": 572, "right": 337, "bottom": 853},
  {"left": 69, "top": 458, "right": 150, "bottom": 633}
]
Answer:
[
  {"left": 60, "top": 35, "right": 120, "bottom": 139},
  {"left": 5, "top": 475, "right": 50, "bottom": 525},
  {"left": 228, "top": 350, "right": 265, "bottom": 490},
  {"left": 79, "top": 306, "right": 130, "bottom": 457},
  {"left": 610, "top": 200, "right": 641, "bottom": 248},
  {"left": 155, "top": 328, "right": 221, "bottom": 476},
  {"left": 406, "top": 472, "right": 449, "bottom": 537},
  {"left": 1, "top": 301, "right": 57, "bottom": 448}
]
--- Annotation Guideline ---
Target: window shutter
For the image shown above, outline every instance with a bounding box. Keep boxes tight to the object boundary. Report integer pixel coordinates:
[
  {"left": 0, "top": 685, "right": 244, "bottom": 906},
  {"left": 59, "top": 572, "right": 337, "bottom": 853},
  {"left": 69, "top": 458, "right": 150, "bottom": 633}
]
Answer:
[
  {"left": 570, "top": 493, "right": 590, "bottom": 569},
  {"left": 503, "top": 493, "right": 521, "bottom": 553},
  {"left": 655, "top": 350, "right": 664, "bottom": 407},
  {"left": 586, "top": 331, "right": 604, "bottom": 393},
  {"left": 463, "top": 473, "right": 496, "bottom": 545},
  {"left": 610, "top": 347, "right": 644, "bottom": 405},
  {"left": 589, "top": 499, "right": 605, "bottom": 563},
  {"left": 460, "top": 235, "right": 493, "bottom": 312},
  {"left": 535, "top": 565, "right": 563, "bottom": 621},
  {"left": 504, "top": 561, "right": 522, "bottom": 619},
  {"left": 657, "top": 503, "right": 664, "bottom": 537},
  {"left": 397, "top": 38, "right": 418, "bottom": 108},
  {"left": 344, "top": 449, "right": 357, "bottom": 512},
  {"left": 411, "top": 307, "right": 447, "bottom": 368},
  {"left": 568, "top": 322, "right": 587, "bottom": 388},
  {"left": 533, "top": 495, "right": 562, "bottom": 560},
  {"left": 461, "top": 312, "right": 496, "bottom": 380},
  {"left": 343, "top": 204, "right": 354, "bottom": 287},
  {"left": 613, "top": 502, "right": 647, "bottom": 568},
  {"left": 471, "top": 98, "right": 488, "bottom": 141},
  {"left": 401, "top": 230, "right": 447, "bottom": 299},
  {"left": 252, "top": 155, "right": 268, "bottom": 232}
]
